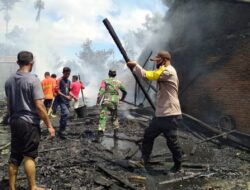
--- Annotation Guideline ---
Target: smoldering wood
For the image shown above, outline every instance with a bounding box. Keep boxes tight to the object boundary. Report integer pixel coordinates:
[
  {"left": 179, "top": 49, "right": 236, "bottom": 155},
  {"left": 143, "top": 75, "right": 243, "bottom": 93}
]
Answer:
[
  {"left": 104, "top": 134, "right": 142, "bottom": 144},
  {"left": 0, "top": 101, "right": 249, "bottom": 189},
  {"left": 197, "top": 130, "right": 236, "bottom": 144},
  {"left": 0, "top": 128, "right": 7, "bottom": 133},
  {"left": 199, "top": 172, "right": 216, "bottom": 178},
  {"left": 0, "top": 142, "right": 10, "bottom": 151},
  {"left": 149, "top": 156, "right": 189, "bottom": 164},
  {"left": 128, "top": 175, "right": 146, "bottom": 184},
  {"left": 96, "top": 154, "right": 139, "bottom": 170},
  {"left": 182, "top": 113, "right": 250, "bottom": 149},
  {"left": 159, "top": 172, "right": 202, "bottom": 185},
  {"left": 125, "top": 147, "right": 140, "bottom": 160},
  {"left": 97, "top": 164, "right": 138, "bottom": 190},
  {"left": 94, "top": 174, "right": 113, "bottom": 187},
  {"left": 39, "top": 147, "right": 67, "bottom": 153},
  {"left": 128, "top": 160, "right": 144, "bottom": 168},
  {"left": 67, "top": 121, "right": 86, "bottom": 126},
  {"left": 93, "top": 186, "right": 105, "bottom": 190},
  {"left": 182, "top": 163, "right": 210, "bottom": 169},
  {"left": 191, "top": 129, "right": 236, "bottom": 155},
  {"left": 148, "top": 158, "right": 166, "bottom": 164}
]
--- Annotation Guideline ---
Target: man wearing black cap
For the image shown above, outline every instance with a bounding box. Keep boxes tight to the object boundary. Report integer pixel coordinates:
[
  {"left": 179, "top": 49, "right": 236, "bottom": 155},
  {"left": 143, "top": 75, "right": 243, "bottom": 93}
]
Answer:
[{"left": 127, "top": 50, "right": 183, "bottom": 173}]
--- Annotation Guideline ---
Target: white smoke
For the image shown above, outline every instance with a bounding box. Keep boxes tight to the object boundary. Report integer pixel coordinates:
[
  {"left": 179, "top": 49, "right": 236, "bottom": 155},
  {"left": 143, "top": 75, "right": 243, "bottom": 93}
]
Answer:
[{"left": 0, "top": 0, "right": 169, "bottom": 105}]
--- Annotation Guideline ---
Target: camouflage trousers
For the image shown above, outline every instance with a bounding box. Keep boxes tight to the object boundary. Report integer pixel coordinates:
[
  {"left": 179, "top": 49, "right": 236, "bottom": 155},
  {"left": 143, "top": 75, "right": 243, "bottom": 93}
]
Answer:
[{"left": 98, "top": 103, "right": 119, "bottom": 131}]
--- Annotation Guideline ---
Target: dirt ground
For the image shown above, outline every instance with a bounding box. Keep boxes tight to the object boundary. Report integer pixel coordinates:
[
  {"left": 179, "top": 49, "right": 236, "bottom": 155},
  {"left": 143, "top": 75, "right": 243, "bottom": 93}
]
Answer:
[{"left": 0, "top": 105, "right": 250, "bottom": 190}]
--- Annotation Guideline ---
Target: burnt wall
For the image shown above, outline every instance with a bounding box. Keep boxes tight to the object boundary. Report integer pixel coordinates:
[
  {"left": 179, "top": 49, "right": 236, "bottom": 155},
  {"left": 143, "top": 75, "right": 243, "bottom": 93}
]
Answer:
[{"left": 166, "top": 0, "right": 250, "bottom": 133}]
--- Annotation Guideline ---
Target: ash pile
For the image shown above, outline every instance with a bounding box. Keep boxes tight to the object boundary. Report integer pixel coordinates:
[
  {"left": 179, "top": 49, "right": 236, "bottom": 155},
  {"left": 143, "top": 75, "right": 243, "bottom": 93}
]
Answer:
[{"left": 0, "top": 104, "right": 250, "bottom": 190}]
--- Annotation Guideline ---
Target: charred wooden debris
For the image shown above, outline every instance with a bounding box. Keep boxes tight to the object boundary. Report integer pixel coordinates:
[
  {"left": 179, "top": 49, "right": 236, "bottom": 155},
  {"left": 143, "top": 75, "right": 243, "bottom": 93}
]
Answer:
[{"left": 0, "top": 102, "right": 250, "bottom": 190}]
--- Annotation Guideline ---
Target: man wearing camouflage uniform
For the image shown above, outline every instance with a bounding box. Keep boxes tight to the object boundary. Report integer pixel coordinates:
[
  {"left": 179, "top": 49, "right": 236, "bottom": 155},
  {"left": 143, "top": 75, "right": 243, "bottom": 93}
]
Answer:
[{"left": 96, "top": 69, "right": 127, "bottom": 139}]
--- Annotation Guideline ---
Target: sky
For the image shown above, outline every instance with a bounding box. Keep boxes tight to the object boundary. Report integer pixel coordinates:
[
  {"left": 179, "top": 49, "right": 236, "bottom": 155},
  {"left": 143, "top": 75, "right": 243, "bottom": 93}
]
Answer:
[
  {"left": 0, "top": 0, "right": 167, "bottom": 63},
  {"left": 0, "top": 0, "right": 168, "bottom": 105}
]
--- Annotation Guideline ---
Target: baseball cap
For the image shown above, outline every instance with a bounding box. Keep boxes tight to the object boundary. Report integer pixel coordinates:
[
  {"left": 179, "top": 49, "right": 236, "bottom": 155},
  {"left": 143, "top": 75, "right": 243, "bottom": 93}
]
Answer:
[{"left": 150, "top": 50, "right": 171, "bottom": 61}]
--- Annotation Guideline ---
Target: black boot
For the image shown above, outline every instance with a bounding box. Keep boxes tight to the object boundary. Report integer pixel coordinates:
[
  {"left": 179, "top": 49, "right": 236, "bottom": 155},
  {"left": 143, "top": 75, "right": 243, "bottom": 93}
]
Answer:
[
  {"left": 113, "top": 128, "right": 118, "bottom": 138},
  {"left": 98, "top": 130, "right": 104, "bottom": 137},
  {"left": 92, "top": 130, "right": 104, "bottom": 143},
  {"left": 170, "top": 163, "right": 183, "bottom": 173},
  {"left": 58, "top": 126, "right": 67, "bottom": 139},
  {"left": 141, "top": 155, "right": 149, "bottom": 168}
]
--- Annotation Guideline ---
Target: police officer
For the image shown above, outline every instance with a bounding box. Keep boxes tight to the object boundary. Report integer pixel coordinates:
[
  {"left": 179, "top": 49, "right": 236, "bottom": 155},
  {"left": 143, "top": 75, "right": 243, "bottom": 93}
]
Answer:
[
  {"left": 96, "top": 69, "right": 127, "bottom": 140},
  {"left": 127, "top": 50, "right": 183, "bottom": 173}
]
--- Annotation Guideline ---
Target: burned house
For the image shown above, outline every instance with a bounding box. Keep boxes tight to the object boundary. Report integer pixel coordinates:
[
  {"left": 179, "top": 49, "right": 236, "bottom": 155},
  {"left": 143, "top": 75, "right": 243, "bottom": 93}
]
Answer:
[
  {"left": 0, "top": 1, "right": 249, "bottom": 190},
  {"left": 167, "top": 0, "right": 250, "bottom": 133},
  {"left": 138, "top": 0, "right": 250, "bottom": 135}
]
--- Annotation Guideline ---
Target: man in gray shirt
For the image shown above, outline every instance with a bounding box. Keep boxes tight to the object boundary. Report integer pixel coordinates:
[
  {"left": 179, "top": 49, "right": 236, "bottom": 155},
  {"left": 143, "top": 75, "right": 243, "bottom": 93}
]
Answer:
[
  {"left": 127, "top": 50, "right": 183, "bottom": 173},
  {"left": 5, "top": 51, "right": 55, "bottom": 190}
]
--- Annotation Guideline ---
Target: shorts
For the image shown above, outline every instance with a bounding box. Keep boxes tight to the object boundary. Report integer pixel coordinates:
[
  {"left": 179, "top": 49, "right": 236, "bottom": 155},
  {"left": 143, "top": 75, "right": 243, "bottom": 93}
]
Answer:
[
  {"left": 9, "top": 117, "right": 41, "bottom": 166},
  {"left": 44, "top": 99, "right": 53, "bottom": 108}
]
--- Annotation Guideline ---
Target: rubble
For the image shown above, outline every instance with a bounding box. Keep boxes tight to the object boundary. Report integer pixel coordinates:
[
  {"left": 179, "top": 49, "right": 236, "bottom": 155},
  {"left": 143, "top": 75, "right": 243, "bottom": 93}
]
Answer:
[{"left": 0, "top": 104, "right": 249, "bottom": 190}]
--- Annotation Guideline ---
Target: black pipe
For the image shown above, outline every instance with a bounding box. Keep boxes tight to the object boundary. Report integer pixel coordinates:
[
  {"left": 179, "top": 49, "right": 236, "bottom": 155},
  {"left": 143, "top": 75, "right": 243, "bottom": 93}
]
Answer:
[
  {"left": 134, "top": 82, "right": 138, "bottom": 105},
  {"left": 142, "top": 51, "right": 153, "bottom": 68},
  {"left": 103, "top": 18, "right": 155, "bottom": 110}
]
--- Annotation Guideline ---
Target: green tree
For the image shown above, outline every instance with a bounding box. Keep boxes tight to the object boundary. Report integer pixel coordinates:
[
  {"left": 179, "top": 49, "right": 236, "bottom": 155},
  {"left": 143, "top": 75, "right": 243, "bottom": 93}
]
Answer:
[
  {"left": 77, "top": 39, "right": 115, "bottom": 75},
  {"left": 0, "top": 0, "right": 20, "bottom": 35},
  {"left": 34, "top": 0, "right": 45, "bottom": 22}
]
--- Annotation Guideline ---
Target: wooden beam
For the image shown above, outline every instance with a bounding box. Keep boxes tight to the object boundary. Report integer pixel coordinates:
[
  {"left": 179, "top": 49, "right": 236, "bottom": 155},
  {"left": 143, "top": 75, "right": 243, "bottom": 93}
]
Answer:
[{"left": 97, "top": 164, "right": 137, "bottom": 190}]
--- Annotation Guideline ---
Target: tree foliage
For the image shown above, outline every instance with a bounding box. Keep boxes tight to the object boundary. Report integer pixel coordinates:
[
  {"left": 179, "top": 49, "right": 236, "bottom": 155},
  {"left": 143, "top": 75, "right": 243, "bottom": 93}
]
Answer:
[
  {"left": 34, "top": 0, "right": 45, "bottom": 22},
  {"left": 0, "top": 0, "right": 20, "bottom": 11},
  {"left": 77, "top": 39, "right": 115, "bottom": 76}
]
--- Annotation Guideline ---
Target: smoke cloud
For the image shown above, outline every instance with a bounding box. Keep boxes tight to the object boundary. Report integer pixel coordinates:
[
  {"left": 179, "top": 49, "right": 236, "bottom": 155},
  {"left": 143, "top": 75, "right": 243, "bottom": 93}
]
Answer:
[{"left": 0, "top": 0, "right": 168, "bottom": 105}]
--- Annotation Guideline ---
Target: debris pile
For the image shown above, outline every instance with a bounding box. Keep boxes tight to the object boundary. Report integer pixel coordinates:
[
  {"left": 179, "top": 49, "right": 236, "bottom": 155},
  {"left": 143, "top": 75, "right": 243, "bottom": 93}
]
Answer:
[{"left": 0, "top": 105, "right": 249, "bottom": 190}]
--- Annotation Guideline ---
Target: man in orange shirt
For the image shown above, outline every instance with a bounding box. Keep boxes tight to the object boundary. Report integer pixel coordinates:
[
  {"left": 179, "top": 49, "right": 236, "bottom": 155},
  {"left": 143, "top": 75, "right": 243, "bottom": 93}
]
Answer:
[
  {"left": 50, "top": 74, "right": 58, "bottom": 117},
  {"left": 41, "top": 72, "right": 56, "bottom": 112},
  {"left": 51, "top": 74, "right": 57, "bottom": 86}
]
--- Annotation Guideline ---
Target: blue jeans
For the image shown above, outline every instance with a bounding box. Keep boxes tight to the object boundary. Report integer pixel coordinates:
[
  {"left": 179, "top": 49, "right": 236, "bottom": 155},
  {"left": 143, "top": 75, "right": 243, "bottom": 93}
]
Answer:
[{"left": 59, "top": 103, "right": 69, "bottom": 129}]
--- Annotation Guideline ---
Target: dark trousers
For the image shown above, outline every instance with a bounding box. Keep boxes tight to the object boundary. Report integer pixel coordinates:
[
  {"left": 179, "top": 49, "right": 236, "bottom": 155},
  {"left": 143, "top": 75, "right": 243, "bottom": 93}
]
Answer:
[
  {"left": 44, "top": 99, "right": 53, "bottom": 110},
  {"left": 59, "top": 102, "right": 70, "bottom": 131},
  {"left": 52, "top": 96, "right": 59, "bottom": 114},
  {"left": 141, "top": 116, "right": 183, "bottom": 165},
  {"left": 9, "top": 118, "right": 41, "bottom": 166}
]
